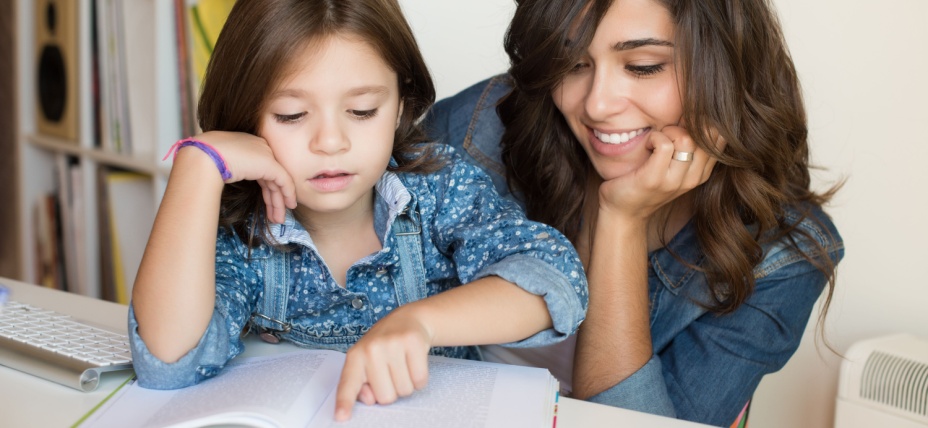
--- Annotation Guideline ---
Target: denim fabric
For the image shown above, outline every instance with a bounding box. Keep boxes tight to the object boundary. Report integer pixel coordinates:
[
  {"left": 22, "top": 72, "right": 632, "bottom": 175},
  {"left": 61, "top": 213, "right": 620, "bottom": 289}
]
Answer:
[
  {"left": 424, "top": 75, "right": 845, "bottom": 427},
  {"left": 128, "top": 146, "right": 588, "bottom": 390}
]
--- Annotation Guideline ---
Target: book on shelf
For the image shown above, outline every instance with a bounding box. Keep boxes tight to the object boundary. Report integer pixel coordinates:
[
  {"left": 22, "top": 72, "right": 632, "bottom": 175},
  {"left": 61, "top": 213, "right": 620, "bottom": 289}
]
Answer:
[
  {"left": 94, "top": 0, "right": 129, "bottom": 153},
  {"left": 94, "top": 0, "right": 159, "bottom": 157},
  {"left": 181, "top": 0, "right": 235, "bottom": 135},
  {"left": 54, "top": 156, "right": 77, "bottom": 292},
  {"left": 100, "top": 170, "right": 155, "bottom": 304},
  {"left": 33, "top": 194, "right": 64, "bottom": 291},
  {"left": 78, "top": 349, "right": 559, "bottom": 428},
  {"left": 54, "top": 156, "right": 89, "bottom": 295}
]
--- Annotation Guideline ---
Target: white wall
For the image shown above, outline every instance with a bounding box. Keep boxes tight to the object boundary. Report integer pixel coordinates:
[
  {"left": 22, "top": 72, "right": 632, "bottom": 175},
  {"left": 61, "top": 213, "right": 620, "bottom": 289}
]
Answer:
[
  {"left": 401, "top": 1, "right": 928, "bottom": 427},
  {"left": 398, "top": 0, "right": 515, "bottom": 100},
  {"left": 751, "top": 1, "right": 928, "bottom": 427}
]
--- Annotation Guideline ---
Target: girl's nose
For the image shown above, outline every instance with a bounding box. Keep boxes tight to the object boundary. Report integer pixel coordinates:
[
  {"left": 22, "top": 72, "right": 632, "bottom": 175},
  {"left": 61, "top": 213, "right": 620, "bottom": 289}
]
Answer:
[{"left": 310, "top": 118, "right": 350, "bottom": 154}]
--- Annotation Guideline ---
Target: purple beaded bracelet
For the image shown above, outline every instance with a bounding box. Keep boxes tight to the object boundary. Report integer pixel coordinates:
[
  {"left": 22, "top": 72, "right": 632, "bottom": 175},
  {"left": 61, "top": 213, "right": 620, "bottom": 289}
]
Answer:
[{"left": 162, "top": 138, "right": 233, "bottom": 181}]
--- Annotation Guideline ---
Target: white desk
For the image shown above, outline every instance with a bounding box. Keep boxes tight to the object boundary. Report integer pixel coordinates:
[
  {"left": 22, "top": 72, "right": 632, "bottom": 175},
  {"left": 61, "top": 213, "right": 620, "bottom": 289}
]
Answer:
[{"left": 0, "top": 277, "right": 710, "bottom": 428}]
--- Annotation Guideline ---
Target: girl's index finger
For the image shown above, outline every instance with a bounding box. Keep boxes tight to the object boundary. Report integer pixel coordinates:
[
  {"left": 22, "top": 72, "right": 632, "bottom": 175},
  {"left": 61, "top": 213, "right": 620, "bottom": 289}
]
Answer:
[{"left": 334, "top": 360, "right": 365, "bottom": 421}]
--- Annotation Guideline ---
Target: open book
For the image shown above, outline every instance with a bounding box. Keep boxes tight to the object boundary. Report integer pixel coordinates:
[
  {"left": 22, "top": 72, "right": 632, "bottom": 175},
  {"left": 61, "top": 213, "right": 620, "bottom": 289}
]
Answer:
[{"left": 78, "top": 349, "right": 559, "bottom": 428}]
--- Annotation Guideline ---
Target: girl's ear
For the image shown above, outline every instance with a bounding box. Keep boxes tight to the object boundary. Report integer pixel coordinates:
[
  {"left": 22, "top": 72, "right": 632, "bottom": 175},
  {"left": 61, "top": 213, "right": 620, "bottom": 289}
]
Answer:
[{"left": 396, "top": 100, "right": 404, "bottom": 130}]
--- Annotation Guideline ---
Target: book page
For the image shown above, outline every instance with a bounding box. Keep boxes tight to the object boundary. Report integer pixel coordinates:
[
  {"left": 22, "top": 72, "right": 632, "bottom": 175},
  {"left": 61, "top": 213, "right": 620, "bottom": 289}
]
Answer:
[
  {"left": 80, "top": 350, "right": 345, "bottom": 428},
  {"left": 306, "top": 356, "right": 556, "bottom": 428}
]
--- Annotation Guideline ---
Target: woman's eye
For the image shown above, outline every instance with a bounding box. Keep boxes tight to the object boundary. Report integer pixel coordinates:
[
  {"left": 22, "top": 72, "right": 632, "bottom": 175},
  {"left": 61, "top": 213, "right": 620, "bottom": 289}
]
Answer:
[
  {"left": 273, "top": 112, "right": 306, "bottom": 124},
  {"left": 627, "top": 64, "right": 665, "bottom": 78},
  {"left": 569, "top": 62, "right": 590, "bottom": 74},
  {"left": 350, "top": 109, "right": 378, "bottom": 120}
]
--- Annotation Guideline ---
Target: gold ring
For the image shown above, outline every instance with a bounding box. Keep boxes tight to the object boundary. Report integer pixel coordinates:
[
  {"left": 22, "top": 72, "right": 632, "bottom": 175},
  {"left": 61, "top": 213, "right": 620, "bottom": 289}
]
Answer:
[{"left": 672, "top": 151, "right": 694, "bottom": 162}]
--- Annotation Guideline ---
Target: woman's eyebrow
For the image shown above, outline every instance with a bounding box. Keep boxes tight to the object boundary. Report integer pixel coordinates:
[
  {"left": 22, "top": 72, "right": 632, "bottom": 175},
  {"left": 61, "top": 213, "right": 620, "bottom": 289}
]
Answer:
[{"left": 612, "top": 38, "right": 674, "bottom": 51}]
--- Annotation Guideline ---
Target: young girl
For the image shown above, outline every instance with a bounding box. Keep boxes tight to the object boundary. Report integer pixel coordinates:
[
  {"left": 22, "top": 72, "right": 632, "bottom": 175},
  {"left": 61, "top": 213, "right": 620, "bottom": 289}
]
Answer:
[
  {"left": 128, "top": 0, "right": 587, "bottom": 421},
  {"left": 427, "top": 0, "right": 844, "bottom": 426}
]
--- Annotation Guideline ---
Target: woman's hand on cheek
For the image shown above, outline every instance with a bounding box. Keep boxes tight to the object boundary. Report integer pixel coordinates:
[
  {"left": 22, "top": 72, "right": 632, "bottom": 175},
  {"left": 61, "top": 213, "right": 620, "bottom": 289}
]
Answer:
[
  {"left": 333, "top": 307, "right": 433, "bottom": 421},
  {"left": 193, "top": 131, "right": 298, "bottom": 224},
  {"left": 598, "top": 125, "right": 718, "bottom": 221}
]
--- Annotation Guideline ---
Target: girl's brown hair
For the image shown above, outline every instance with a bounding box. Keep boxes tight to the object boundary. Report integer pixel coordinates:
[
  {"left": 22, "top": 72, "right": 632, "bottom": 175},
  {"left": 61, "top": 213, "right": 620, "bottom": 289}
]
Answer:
[
  {"left": 197, "top": 0, "right": 442, "bottom": 247},
  {"left": 500, "top": 0, "right": 841, "bottom": 314}
]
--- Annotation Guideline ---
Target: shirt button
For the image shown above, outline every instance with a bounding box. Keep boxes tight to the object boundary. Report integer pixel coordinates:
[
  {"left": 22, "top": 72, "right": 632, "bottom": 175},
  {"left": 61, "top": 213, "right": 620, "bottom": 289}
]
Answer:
[
  {"left": 351, "top": 298, "right": 364, "bottom": 309},
  {"left": 376, "top": 268, "right": 387, "bottom": 275}
]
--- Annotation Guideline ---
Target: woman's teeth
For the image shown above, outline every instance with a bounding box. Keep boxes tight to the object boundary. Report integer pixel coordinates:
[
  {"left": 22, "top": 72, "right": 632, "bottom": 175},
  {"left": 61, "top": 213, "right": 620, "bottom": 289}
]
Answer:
[{"left": 594, "top": 128, "right": 646, "bottom": 144}]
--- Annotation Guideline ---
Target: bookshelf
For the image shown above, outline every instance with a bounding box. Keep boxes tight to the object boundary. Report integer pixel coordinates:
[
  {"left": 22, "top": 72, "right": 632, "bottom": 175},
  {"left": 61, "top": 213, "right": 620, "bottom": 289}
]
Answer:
[{"left": 15, "top": 0, "right": 182, "bottom": 300}]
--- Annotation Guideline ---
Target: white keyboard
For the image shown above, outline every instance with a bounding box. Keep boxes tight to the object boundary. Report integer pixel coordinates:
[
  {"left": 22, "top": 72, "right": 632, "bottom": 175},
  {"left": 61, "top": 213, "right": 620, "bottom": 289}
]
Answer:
[{"left": 0, "top": 301, "right": 133, "bottom": 392}]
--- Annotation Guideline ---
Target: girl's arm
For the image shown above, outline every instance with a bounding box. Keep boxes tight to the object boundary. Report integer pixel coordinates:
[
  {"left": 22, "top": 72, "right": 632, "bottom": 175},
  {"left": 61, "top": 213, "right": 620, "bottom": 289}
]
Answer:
[
  {"left": 334, "top": 149, "right": 586, "bottom": 420},
  {"left": 334, "top": 275, "right": 551, "bottom": 421},
  {"left": 132, "top": 132, "right": 296, "bottom": 363}
]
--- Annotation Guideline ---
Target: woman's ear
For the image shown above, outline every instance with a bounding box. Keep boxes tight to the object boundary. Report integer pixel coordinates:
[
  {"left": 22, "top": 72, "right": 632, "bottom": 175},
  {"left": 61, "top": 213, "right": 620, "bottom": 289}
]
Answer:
[{"left": 396, "top": 100, "right": 404, "bottom": 130}]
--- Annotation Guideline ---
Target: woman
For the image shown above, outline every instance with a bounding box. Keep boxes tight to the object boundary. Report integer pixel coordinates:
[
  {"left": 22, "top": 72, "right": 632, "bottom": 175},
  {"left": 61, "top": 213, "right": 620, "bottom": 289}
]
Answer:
[{"left": 425, "top": 0, "right": 844, "bottom": 425}]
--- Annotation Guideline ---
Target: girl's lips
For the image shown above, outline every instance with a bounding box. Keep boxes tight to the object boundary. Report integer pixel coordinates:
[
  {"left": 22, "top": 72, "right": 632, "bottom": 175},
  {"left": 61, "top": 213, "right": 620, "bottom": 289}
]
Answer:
[{"left": 308, "top": 173, "right": 354, "bottom": 192}]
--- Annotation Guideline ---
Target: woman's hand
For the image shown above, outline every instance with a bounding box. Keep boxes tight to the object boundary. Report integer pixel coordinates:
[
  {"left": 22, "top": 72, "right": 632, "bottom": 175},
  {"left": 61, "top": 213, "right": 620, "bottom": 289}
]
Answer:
[
  {"left": 190, "top": 131, "right": 297, "bottom": 224},
  {"left": 334, "top": 307, "right": 433, "bottom": 421},
  {"left": 598, "top": 126, "right": 722, "bottom": 221}
]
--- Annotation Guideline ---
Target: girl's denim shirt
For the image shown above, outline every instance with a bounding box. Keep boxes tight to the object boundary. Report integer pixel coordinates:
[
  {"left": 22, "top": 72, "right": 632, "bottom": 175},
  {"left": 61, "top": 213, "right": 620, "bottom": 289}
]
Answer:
[
  {"left": 424, "top": 75, "right": 845, "bottom": 427},
  {"left": 128, "top": 147, "right": 588, "bottom": 390}
]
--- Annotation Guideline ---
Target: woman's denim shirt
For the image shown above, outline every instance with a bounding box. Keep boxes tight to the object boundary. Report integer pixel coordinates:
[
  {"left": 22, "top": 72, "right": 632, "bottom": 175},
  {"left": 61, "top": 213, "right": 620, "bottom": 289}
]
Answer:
[
  {"left": 128, "top": 146, "right": 588, "bottom": 390},
  {"left": 424, "top": 75, "right": 845, "bottom": 427}
]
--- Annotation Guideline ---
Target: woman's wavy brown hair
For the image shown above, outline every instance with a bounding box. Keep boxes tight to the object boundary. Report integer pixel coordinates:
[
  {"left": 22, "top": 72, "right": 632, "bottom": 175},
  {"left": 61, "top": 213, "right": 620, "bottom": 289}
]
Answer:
[
  {"left": 197, "top": 0, "right": 443, "bottom": 247},
  {"left": 499, "top": 0, "right": 841, "bottom": 314}
]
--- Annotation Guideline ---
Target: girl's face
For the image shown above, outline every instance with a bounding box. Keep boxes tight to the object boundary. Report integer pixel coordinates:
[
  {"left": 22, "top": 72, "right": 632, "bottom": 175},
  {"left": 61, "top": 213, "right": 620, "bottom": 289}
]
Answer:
[
  {"left": 552, "top": 0, "right": 683, "bottom": 181},
  {"left": 260, "top": 35, "right": 400, "bottom": 219}
]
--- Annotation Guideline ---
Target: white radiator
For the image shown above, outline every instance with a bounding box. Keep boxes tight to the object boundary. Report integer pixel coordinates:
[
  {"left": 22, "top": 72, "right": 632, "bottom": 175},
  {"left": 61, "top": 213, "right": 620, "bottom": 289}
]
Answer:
[{"left": 835, "top": 333, "right": 928, "bottom": 428}]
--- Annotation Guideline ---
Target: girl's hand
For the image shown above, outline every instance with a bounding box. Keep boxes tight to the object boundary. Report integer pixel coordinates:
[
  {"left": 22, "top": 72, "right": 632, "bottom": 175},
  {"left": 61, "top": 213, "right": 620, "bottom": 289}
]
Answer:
[
  {"left": 334, "top": 307, "right": 433, "bottom": 421},
  {"left": 598, "top": 126, "right": 723, "bottom": 221},
  {"left": 187, "top": 131, "right": 297, "bottom": 224}
]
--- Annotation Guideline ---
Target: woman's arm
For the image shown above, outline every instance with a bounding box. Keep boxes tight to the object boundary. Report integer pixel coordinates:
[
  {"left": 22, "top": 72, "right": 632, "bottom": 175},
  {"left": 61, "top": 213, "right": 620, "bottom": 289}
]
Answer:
[
  {"left": 572, "top": 210, "right": 653, "bottom": 398},
  {"left": 572, "top": 126, "right": 717, "bottom": 400}
]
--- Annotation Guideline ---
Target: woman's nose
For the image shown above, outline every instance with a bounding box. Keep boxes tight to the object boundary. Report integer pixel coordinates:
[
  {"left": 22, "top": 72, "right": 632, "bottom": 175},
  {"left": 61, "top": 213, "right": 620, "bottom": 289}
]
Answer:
[{"left": 584, "top": 68, "right": 630, "bottom": 122}]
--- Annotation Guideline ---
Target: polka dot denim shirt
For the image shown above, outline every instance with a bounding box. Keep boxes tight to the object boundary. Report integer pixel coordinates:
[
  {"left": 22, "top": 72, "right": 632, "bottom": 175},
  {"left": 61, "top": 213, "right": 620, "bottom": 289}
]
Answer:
[{"left": 128, "top": 147, "right": 588, "bottom": 389}]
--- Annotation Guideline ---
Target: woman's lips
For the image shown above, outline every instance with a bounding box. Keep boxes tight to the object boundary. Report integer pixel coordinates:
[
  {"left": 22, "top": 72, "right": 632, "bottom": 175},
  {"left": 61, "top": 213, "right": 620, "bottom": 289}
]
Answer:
[{"left": 589, "top": 127, "right": 650, "bottom": 157}]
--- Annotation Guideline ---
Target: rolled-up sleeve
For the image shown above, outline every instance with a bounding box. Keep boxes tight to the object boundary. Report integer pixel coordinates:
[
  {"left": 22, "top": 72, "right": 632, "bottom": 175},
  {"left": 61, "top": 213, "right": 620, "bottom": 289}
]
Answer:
[
  {"left": 128, "top": 304, "right": 239, "bottom": 389},
  {"left": 428, "top": 150, "right": 588, "bottom": 346},
  {"left": 475, "top": 254, "right": 585, "bottom": 346},
  {"left": 127, "top": 228, "right": 260, "bottom": 389},
  {"left": 588, "top": 355, "right": 676, "bottom": 417}
]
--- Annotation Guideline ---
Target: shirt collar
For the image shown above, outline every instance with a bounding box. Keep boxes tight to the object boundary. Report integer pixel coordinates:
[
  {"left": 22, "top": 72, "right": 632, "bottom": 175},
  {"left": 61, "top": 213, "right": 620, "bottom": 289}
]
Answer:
[
  {"left": 268, "top": 170, "right": 413, "bottom": 248},
  {"left": 649, "top": 220, "right": 703, "bottom": 293}
]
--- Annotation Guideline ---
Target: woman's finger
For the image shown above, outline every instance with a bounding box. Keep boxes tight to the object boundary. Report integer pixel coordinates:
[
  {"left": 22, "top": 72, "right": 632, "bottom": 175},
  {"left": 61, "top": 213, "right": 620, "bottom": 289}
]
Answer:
[
  {"left": 661, "top": 125, "right": 698, "bottom": 187},
  {"left": 637, "top": 129, "right": 675, "bottom": 189}
]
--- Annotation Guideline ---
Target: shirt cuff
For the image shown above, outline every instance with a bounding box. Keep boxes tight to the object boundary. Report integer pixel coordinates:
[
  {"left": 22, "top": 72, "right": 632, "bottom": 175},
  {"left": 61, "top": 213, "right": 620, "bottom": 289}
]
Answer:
[
  {"left": 473, "top": 254, "right": 585, "bottom": 347},
  {"left": 587, "top": 355, "right": 676, "bottom": 418},
  {"left": 127, "top": 304, "right": 237, "bottom": 390}
]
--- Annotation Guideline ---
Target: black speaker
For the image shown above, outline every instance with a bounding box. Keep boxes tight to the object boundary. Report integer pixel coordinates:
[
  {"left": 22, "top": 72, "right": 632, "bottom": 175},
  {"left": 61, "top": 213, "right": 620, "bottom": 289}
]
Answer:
[{"left": 35, "top": 0, "right": 78, "bottom": 140}]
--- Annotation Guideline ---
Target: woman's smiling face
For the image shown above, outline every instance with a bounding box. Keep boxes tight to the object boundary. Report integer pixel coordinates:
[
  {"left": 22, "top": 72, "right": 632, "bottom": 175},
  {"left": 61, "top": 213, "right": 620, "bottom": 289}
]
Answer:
[{"left": 552, "top": 0, "right": 683, "bottom": 181}]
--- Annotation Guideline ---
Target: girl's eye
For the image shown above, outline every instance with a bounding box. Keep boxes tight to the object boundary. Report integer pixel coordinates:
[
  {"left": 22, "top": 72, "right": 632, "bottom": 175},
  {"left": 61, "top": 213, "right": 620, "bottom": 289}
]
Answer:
[
  {"left": 273, "top": 112, "right": 306, "bottom": 124},
  {"left": 350, "top": 109, "right": 378, "bottom": 120},
  {"left": 627, "top": 64, "right": 665, "bottom": 78}
]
